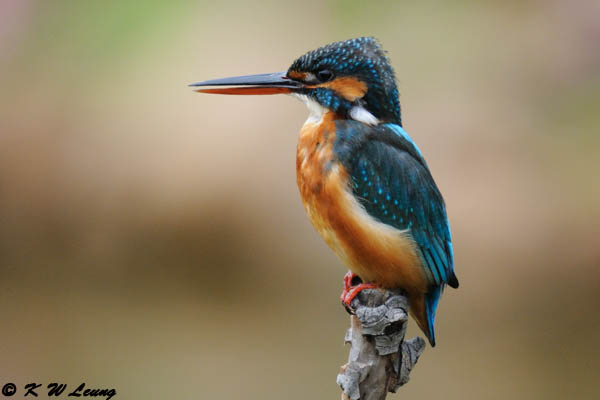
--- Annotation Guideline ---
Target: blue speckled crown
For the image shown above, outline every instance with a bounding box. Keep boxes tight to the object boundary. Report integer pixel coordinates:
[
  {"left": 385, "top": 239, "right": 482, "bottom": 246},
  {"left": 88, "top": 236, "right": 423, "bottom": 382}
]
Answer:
[{"left": 288, "top": 37, "right": 402, "bottom": 125}]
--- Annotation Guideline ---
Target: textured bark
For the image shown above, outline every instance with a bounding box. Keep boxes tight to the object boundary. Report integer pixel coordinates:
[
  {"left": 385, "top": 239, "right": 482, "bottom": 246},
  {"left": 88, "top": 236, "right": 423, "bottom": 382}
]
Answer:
[{"left": 337, "top": 288, "right": 426, "bottom": 400}]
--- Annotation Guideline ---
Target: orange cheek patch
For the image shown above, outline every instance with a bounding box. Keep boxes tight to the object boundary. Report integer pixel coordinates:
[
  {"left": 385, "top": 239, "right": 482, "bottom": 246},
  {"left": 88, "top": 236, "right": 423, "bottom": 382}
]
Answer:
[
  {"left": 287, "top": 70, "right": 307, "bottom": 80},
  {"left": 313, "top": 77, "right": 368, "bottom": 102}
]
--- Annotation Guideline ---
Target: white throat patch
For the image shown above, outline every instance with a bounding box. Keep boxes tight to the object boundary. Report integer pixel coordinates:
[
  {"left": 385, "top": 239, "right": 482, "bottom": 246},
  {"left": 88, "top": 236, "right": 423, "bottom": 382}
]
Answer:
[
  {"left": 291, "top": 93, "right": 327, "bottom": 125},
  {"left": 291, "top": 94, "right": 380, "bottom": 126}
]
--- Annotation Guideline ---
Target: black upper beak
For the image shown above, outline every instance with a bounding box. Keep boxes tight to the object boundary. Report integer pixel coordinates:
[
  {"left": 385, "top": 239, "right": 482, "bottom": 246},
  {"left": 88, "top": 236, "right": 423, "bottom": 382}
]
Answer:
[{"left": 189, "top": 71, "right": 301, "bottom": 95}]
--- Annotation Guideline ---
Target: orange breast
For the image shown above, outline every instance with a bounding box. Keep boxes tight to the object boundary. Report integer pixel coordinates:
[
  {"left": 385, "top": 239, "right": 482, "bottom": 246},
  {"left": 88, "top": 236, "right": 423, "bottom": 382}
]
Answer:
[{"left": 295, "top": 113, "right": 428, "bottom": 297}]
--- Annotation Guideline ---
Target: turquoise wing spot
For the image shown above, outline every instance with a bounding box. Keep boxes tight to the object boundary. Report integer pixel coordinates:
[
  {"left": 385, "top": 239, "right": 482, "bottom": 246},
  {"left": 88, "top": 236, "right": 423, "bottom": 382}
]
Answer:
[{"left": 384, "top": 123, "right": 424, "bottom": 159}]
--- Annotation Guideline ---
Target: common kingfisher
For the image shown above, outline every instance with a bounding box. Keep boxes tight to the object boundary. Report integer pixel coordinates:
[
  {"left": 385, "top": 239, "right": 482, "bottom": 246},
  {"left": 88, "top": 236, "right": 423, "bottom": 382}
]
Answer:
[{"left": 191, "top": 37, "right": 459, "bottom": 347}]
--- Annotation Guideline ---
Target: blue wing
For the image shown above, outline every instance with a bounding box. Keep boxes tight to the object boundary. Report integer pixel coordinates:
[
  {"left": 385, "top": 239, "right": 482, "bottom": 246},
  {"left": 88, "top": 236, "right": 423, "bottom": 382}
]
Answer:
[{"left": 334, "top": 121, "right": 458, "bottom": 289}]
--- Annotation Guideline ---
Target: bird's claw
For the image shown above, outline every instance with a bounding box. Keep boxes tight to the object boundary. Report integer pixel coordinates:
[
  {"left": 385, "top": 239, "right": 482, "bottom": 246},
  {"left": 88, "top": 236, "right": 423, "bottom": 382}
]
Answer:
[{"left": 340, "top": 271, "right": 379, "bottom": 312}]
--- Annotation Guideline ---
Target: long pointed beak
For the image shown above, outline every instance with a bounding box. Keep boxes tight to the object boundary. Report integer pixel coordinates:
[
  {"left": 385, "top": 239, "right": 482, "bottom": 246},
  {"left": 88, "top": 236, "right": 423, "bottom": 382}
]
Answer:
[{"left": 189, "top": 71, "right": 301, "bottom": 95}]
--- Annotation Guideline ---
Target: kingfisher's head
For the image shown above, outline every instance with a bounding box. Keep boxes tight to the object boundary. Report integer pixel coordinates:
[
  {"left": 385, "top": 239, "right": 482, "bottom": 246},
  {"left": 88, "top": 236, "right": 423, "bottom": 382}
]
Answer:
[
  {"left": 287, "top": 37, "right": 401, "bottom": 125},
  {"left": 191, "top": 37, "right": 402, "bottom": 126}
]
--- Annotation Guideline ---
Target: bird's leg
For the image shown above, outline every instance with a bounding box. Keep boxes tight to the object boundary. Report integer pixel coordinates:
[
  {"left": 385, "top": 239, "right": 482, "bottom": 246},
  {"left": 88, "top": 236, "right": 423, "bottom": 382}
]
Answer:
[{"left": 341, "top": 271, "right": 380, "bottom": 311}]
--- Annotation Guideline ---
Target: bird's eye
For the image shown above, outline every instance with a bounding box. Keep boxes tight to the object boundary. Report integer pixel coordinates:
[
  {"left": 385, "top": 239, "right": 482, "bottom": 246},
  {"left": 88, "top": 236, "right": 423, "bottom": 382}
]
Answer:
[{"left": 316, "top": 69, "right": 334, "bottom": 82}]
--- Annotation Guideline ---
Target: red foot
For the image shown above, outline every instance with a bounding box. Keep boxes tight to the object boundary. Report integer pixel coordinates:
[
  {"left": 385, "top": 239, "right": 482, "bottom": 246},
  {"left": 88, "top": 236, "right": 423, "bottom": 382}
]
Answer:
[
  {"left": 340, "top": 271, "right": 379, "bottom": 309},
  {"left": 340, "top": 271, "right": 357, "bottom": 302}
]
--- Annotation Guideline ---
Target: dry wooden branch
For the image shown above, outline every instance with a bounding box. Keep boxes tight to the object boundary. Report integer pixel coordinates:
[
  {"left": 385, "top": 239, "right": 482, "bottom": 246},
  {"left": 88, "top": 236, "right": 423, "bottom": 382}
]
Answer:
[{"left": 337, "top": 288, "right": 426, "bottom": 400}]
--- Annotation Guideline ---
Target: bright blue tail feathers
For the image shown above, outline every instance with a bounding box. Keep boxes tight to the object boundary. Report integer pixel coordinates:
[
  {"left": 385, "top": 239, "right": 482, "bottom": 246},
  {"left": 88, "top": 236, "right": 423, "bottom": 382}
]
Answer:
[{"left": 424, "top": 286, "right": 443, "bottom": 347}]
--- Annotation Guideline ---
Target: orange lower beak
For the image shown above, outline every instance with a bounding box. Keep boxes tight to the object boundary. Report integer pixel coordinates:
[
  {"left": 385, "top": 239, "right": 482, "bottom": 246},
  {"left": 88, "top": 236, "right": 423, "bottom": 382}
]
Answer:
[{"left": 194, "top": 86, "right": 292, "bottom": 95}]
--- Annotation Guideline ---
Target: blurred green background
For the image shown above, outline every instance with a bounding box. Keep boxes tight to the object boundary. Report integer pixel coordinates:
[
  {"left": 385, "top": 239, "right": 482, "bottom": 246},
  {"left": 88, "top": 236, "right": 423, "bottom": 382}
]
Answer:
[{"left": 1, "top": 1, "right": 599, "bottom": 399}]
